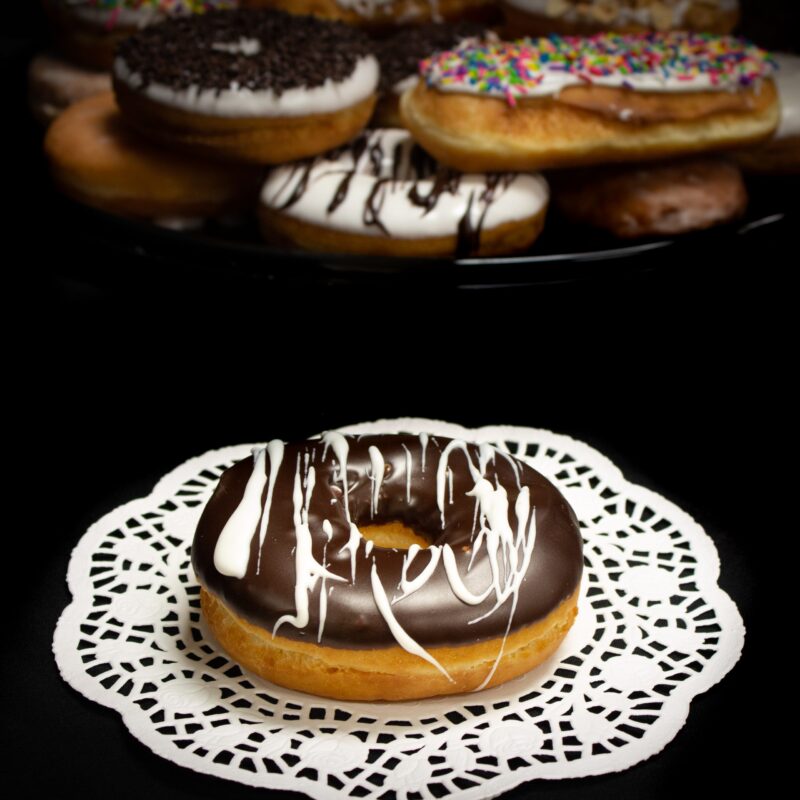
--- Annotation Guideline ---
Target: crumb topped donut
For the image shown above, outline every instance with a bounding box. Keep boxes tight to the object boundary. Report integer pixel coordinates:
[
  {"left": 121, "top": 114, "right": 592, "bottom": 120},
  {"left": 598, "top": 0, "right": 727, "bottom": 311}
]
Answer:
[
  {"left": 259, "top": 128, "right": 549, "bottom": 257},
  {"left": 192, "top": 433, "right": 583, "bottom": 701},
  {"left": 113, "top": 9, "right": 379, "bottom": 163},
  {"left": 502, "top": 0, "right": 740, "bottom": 38},
  {"left": 401, "top": 32, "right": 780, "bottom": 172}
]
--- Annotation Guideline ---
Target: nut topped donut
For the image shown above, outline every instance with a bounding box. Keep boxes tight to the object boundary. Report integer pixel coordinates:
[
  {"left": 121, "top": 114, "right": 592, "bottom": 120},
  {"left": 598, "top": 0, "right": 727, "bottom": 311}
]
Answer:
[
  {"left": 113, "top": 9, "right": 379, "bottom": 163},
  {"left": 192, "top": 433, "right": 583, "bottom": 701}
]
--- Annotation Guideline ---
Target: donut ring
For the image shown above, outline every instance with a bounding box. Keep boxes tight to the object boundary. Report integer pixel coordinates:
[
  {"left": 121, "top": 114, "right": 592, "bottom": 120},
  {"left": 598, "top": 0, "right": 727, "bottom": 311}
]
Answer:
[
  {"left": 192, "top": 433, "right": 583, "bottom": 701},
  {"left": 112, "top": 9, "right": 379, "bottom": 164},
  {"left": 259, "top": 128, "right": 549, "bottom": 257}
]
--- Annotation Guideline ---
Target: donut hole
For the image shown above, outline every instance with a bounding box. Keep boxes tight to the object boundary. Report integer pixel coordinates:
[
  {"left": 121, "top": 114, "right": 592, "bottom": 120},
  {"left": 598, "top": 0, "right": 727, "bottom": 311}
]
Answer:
[{"left": 359, "top": 521, "right": 431, "bottom": 550}]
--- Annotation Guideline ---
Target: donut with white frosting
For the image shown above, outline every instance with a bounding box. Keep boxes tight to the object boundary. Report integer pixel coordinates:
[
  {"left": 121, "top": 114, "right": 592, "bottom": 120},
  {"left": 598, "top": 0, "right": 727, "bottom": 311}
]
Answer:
[
  {"left": 43, "top": 1, "right": 238, "bottom": 70},
  {"left": 401, "top": 32, "right": 780, "bottom": 172},
  {"left": 259, "top": 128, "right": 550, "bottom": 257},
  {"left": 112, "top": 9, "right": 380, "bottom": 163},
  {"left": 192, "top": 433, "right": 583, "bottom": 701}
]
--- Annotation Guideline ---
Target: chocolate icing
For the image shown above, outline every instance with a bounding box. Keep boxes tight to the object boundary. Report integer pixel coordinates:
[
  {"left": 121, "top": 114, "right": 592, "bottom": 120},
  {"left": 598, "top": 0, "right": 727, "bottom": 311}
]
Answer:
[
  {"left": 117, "top": 9, "right": 376, "bottom": 95},
  {"left": 192, "top": 434, "right": 583, "bottom": 650}
]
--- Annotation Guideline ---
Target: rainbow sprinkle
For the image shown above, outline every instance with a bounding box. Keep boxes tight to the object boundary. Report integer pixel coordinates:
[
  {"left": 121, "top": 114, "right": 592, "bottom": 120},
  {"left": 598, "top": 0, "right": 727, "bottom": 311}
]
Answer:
[{"left": 420, "top": 33, "right": 777, "bottom": 107}]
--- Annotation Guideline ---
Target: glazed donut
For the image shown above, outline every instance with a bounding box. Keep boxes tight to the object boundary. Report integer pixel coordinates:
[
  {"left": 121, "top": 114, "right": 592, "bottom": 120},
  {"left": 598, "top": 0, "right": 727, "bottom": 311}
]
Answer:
[
  {"left": 112, "top": 9, "right": 379, "bottom": 164},
  {"left": 502, "top": 0, "right": 740, "bottom": 38},
  {"left": 400, "top": 33, "right": 780, "bottom": 172},
  {"left": 553, "top": 157, "right": 748, "bottom": 238},
  {"left": 373, "top": 21, "right": 490, "bottom": 128},
  {"left": 259, "top": 128, "right": 549, "bottom": 257},
  {"left": 733, "top": 53, "right": 800, "bottom": 174},
  {"left": 42, "top": 1, "right": 238, "bottom": 70},
  {"left": 238, "top": 0, "right": 498, "bottom": 31},
  {"left": 44, "top": 92, "right": 258, "bottom": 225},
  {"left": 28, "top": 52, "right": 111, "bottom": 126},
  {"left": 192, "top": 433, "right": 583, "bottom": 701}
]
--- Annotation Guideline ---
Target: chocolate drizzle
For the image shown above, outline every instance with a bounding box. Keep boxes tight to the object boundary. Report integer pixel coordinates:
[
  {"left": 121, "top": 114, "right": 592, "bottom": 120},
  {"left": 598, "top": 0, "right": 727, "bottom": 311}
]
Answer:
[
  {"left": 267, "top": 130, "right": 526, "bottom": 256},
  {"left": 192, "top": 434, "right": 583, "bottom": 651},
  {"left": 116, "top": 9, "right": 376, "bottom": 95}
]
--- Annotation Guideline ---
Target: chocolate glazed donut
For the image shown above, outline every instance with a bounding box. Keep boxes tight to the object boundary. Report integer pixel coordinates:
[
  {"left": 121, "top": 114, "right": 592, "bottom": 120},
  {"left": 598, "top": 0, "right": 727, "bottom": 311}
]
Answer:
[{"left": 192, "top": 433, "right": 583, "bottom": 700}]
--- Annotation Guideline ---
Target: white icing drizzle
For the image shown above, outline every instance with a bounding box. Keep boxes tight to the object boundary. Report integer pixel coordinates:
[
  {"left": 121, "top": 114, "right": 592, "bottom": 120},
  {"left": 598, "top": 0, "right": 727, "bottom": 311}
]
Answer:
[
  {"left": 273, "top": 461, "right": 345, "bottom": 637},
  {"left": 394, "top": 544, "right": 442, "bottom": 601},
  {"left": 420, "top": 432, "right": 429, "bottom": 473},
  {"left": 322, "top": 432, "right": 352, "bottom": 521},
  {"left": 401, "top": 443, "right": 413, "bottom": 504},
  {"left": 370, "top": 562, "right": 452, "bottom": 680},
  {"left": 368, "top": 445, "right": 385, "bottom": 518},
  {"left": 339, "top": 523, "right": 362, "bottom": 583},
  {"left": 256, "top": 440, "right": 284, "bottom": 574},
  {"left": 213, "top": 447, "right": 267, "bottom": 579},
  {"left": 365, "top": 541, "right": 374, "bottom": 556},
  {"left": 114, "top": 54, "right": 379, "bottom": 118},
  {"left": 322, "top": 519, "right": 334, "bottom": 541}
]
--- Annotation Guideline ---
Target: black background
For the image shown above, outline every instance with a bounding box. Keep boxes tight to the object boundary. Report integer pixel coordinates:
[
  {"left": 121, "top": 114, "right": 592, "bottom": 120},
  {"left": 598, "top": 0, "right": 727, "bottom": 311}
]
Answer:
[{"left": 5, "top": 2, "right": 795, "bottom": 797}]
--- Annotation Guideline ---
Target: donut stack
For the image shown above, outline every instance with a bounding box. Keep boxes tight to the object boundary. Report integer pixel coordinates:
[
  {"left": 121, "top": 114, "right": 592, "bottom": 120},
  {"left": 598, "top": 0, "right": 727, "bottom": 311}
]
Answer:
[{"left": 41, "top": 0, "right": 798, "bottom": 250}]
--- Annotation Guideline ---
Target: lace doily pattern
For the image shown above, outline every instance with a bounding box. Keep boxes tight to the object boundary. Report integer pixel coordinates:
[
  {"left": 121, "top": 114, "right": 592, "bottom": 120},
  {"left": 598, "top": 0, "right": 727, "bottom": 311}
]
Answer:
[{"left": 54, "top": 419, "right": 744, "bottom": 797}]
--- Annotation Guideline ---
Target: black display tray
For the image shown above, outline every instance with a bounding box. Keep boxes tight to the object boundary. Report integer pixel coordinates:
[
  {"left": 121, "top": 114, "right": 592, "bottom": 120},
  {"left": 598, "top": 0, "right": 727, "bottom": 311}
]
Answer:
[{"left": 45, "top": 172, "right": 799, "bottom": 290}]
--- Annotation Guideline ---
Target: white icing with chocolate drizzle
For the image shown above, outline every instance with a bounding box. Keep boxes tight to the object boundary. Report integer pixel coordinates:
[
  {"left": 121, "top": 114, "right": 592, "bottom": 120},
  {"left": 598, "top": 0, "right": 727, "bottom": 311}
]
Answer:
[
  {"left": 212, "top": 435, "right": 541, "bottom": 683},
  {"left": 262, "top": 129, "right": 549, "bottom": 242}
]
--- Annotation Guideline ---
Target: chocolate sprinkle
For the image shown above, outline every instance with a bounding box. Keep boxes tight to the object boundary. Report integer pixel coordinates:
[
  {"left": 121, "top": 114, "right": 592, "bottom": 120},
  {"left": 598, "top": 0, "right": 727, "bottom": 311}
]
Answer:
[
  {"left": 376, "top": 22, "right": 489, "bottom": 93},
  {"left": 117, "top": 9, "right": 376, "bottom": 95}
]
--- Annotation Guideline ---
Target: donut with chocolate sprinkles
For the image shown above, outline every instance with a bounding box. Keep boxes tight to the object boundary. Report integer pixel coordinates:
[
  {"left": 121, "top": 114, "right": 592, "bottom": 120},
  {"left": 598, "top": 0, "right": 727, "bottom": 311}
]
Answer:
[
  {"left": 113, "top": 9, "right": 380, "bottom": 164},
  {"left": 374, "top": 22, "right": 490, "bottom": 127}
]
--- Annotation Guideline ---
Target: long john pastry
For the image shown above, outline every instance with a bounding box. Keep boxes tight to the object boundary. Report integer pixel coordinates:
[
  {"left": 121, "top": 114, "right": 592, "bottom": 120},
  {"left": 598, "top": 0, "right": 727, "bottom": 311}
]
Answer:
[
  {"left": 400, "top": 32, "right": 780, "bottom": 172},
  {"left": 192, "top": 433, "right": 583, "bottom": 701}
]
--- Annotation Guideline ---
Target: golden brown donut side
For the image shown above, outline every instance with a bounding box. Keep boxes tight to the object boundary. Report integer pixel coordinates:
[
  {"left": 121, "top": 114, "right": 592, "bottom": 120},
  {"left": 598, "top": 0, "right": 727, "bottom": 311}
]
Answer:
[
  {"left": 400, "top": 80, "right": 780, "bottom": 172},
  {"left": 201, "top": 585, "right": 580, "bottom": 701},
  {"left": 114, "top": 80, "right": 377, "bottom": 164},
  {"left": 258, "top": 203, "right": 547, "bottom": 257},
  {"left": 44, "top": 92, "right": 259, "bottom": 218}
]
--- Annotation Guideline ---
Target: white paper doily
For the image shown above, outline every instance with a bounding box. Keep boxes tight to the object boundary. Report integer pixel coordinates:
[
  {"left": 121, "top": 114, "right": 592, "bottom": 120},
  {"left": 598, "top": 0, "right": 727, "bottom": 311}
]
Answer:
[{"left": 54, "top": 418, "right": 744, "bottom": 798}]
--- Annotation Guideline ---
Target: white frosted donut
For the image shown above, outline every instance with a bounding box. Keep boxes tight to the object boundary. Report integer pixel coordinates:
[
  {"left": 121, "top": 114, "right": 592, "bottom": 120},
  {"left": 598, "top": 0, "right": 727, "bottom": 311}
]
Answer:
[{"left": 259, "top": 128, "right": 550, "bottom": 257}]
